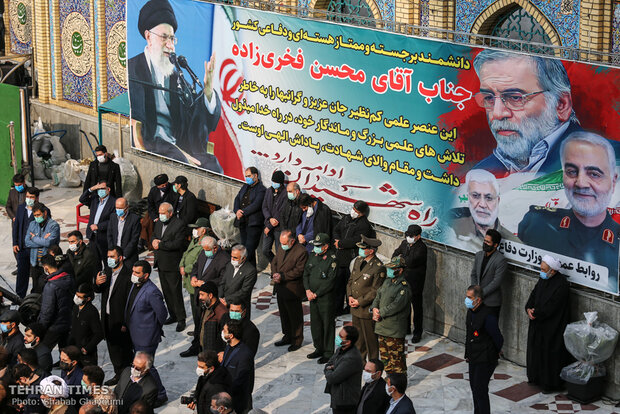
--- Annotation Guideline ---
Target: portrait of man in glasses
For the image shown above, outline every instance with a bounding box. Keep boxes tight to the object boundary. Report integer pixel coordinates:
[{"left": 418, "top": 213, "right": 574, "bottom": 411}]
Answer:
[
  {"left": 471, "top": 49, "right": 581, "bottom": 177},
  {"left": 450, "top": 169, "right": 519, "bottom": 252},
  {"left": 128, "top": 0, "right": 223, "bottom": 173}
]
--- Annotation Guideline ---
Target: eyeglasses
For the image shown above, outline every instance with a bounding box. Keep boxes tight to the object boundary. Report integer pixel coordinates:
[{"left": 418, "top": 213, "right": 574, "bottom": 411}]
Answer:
[
  {"left": 148, "top": 30, "right": 177, "bottom": 45},
  {"left": 474, "top": 91, "right": 546, "bottom": 110}
]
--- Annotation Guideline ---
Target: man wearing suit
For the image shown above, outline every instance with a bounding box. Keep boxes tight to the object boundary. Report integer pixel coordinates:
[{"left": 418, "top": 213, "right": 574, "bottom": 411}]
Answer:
[
  {"left": 385, "top": 372, "right": 416, "bottom": 414},
  {"left": 114, "top": 351, "right": 159, "bottom": 413},
  {"left": 218, "top": 245, "right": 257, "bottom": 317},
  {"left": 172, "top": 175, "right": 198, "bottom": 228},
  {"left": 125, "top": 260, "right": 168, "bottom": 404},
  {"left": 94, "top": 247, "right": 133, "bottom": 385},
  {"left": 81, "top": 181, "right": 116, "bottom": 268},
  {"left": 470, "top": 229, "right": 507, "bottom": 317},
  {"left": 221, "top": 320, "right": 254, "bottom": 414},
  {"left": 128, "top": 0, "right": 223, "bottom": 172},
  {"left": 12, "top": 186, "right": 44, "bottom": 298},
  {"left": 107, "top": 197, "right": 141, "bottom": 268},
  {"left": 152, "top": 202, "right": 188, "bottom": 331},
  {"left": 82, "top": 145, "right": 123, "bottom": 205},
  {"left": 325, "top": 326, "right": 364, "bottom": 414},
  {"left": 271, "top": 229, "right": 309, "bottom": 352},
  {"left": 233, "top": 167, "right": 266, "bottom": 266},
  {"left": 6, "top": 173, "right": 26, "bottom": 221},
  {"left": 142, "top": 173, "right": 175, "bottom": 251},
  {"left": 67, "top": 230, "right": 99, "bottom": 288},
  {"left": 356, "top": 359, "right": 390, "bottom": 414}
]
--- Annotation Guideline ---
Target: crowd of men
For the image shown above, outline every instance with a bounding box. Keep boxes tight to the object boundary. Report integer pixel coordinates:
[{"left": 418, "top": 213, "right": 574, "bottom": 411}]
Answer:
[{"left": 0, "top": 150, "right": 573, "bottom": 413}]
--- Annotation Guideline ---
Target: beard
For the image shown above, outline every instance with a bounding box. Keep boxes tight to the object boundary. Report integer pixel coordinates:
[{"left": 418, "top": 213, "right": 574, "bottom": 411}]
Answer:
[
  {"left": 488, "top": 98, "right": 561, "bottom": 167},
  {"left": 469, "top": 204, "right": 499, "bottom": 227},
  {"left": 565, "top": 186, "right": 612, "bottom": 218},
  {"left": 151, "top": 46, "right": 175, "bottom": 79}
]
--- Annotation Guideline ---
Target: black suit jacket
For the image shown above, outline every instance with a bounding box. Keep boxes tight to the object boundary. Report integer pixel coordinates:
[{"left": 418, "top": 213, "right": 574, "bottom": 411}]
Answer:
[
  {"left": 114, "top": 367, "right": 158, "bottom": 413},
  {"left": 107, "top": 212, "right": 141, "bottom": 264},
  {"left": 93, "top": 264, "right": 132, "bottom": 340},
  {"left": 152, "top": 216, "right": 188, "bottom": 272},
  {"left": 147, "top": 184, "right": 174, "bottom": 221},
  {"left": 191, "top": 248, "right": 230, "bottom": 286},
  {"left": 392, "top": 238, "right": 428, "bottom": 293},
  {"left": 85, "top": 196, "right": 116, "bottom": 241},
  {"left": 218, "top": 261, "right": 257, "bottom": 311},
  {"left": 233, "top": 182, "right": 266, "bottom": 228},
  {"left": 82, "top": 159, "right": 123, "bottom": 201},
  {"left": 173, "top": 190, "right": 199, "bottom": 226},
  {"left": 357, "top": 377, "right": 390, "bottom": 414}
]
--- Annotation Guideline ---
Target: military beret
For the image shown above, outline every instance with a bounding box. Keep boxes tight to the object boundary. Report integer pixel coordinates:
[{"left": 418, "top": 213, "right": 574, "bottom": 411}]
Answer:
[
  {"left": 356, "top": 234, "right": 381, "bottom": 249},
  {"left": 153, "top": 174, "right": 168, "bottom": 185},
  {"left": 189, "top": 217, "right": 210, "bottom": 228},
  {"left": 138, "top": 0, "right": 178, "bottom": 38}
]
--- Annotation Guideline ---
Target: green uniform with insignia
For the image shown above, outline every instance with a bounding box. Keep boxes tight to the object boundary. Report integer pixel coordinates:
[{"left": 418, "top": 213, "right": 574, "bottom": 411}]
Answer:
[
  {"left": 303, "top": 247, "right": 338, "bottom": 358},
  {"left": 518, "top": 206, "right": 619, "bottom": 292}
]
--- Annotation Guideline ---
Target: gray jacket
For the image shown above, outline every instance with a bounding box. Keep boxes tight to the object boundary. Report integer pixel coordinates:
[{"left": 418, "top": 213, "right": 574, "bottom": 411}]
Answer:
[
  {"left": 324, "top": 345, "right": 363, "bottom": 408},
  {"left": 470, "top": 250, "right": 507, "bottom": 307}
]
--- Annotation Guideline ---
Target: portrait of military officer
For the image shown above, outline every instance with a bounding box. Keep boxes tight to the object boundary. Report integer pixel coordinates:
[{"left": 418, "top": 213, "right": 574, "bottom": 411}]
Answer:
[
  {"left": 129, "top": 0, "right": 223, "bottom": 172},
  {"left": 518, "top": 131, "right": 619, "bottom": 291},
  {"left": 472, "top": 49, "right": 581, "bottom": 176},
  {"left": 451, "top": 169, "right": 519, "bottom": 252}
]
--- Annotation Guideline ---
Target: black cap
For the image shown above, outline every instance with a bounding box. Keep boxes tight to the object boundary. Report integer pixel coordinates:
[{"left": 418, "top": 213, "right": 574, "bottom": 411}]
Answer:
[
  {"left": 199, "top": 281, "right": 218, "bottom": 296},
  {"left": 154, "top": 174, "right": 168, "bottom": 186},
  {"left": 0, "top": 310, "right": 21, "bottom": 323},
  {"left": 173, "top": 175, "right": 188, "bottom": 185},
  {"left": 271, "top": 171, "right": 285, "bottom": 184},
  {"left": 138, "top": 0, "right": 178, "bottom": 38},
  {"left": 353, "top": 200, "right": 369, "bottom": 216},
  {"left": 356, "top": 234, "right": 381, "bottom": 249},
  {"left": 405, "top": 225, "right": 422, "bottom": 237}
]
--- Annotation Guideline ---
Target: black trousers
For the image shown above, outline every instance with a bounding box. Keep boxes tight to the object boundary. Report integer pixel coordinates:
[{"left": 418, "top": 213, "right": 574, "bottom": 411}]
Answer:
[
  {"left": 239, "top": 225, "right": 262, "bottom": 266},
  {"left": 189, "top": 292, "right": 201, "bottom": 349},
  {"left": 332, "top": 406, "right": 356, "bottom": 414},
  {"left": 159, "top": 269, "right": 187, "bottom": 322},
  {"left": 276, "top": 295, "right": 304, "bottom": 346},
  {"left": 29, "top": 265, "right": 45, "bottom": 294},
  {"left": 42, "top": 328, "right": 69, "bottom": 358},
  {"left": 105, "top": 324, "right": 133, "bottom": 377},
  {"left": 469, "top": 361, "right": 497, "bottom": 414},
  {"left": 405, "top": 275, "right": 425, "bottom": 337},
  {"left": 16, "top": 249, "right": 31, "bottom": 298},
  {"left": 333, "top": 266, "right": 350, "bottom": 315}
]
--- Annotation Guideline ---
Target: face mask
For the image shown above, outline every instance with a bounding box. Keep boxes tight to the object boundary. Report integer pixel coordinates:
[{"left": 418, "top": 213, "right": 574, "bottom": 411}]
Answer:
[
  {"left": 97, "top": 189, "right": 108, "bottom": 199},
  {"left": 272, "top": 182, "right": 281, "bottom": 189},
  {"left": 465, "top": 297, "right": 475, "bottom": 309},
  {"left": 282, "top": 243, "right": 291, "bottom": 251},
  {"left": 43, "top": 268, "right": 50, "bottom": 276},
  {"left": 173, "top": 185, "right": 178, "bottom": 193},
  {"left": 539, "top": 270, "right": 549, "bottom": 280},
  {"left": 482, "top": 243, "right": 494, "bottom": 253},
  {"left": 25, "top": 198, "right": 35, "bottom": 207},
  {"left": 24, "top": 340, "right": 34, "bottom": 349},
  {"left": 386, "top": 268, "right": 396, "bottom": 279},
  {"left": 34, "top": 215, "right": 44, "bottom": 224},
  {"left": 131, "top": 274, "right": 141, "bottom": 284},
  {"left": 196, "top": 367, "right": 205, "bottom": 377},
  {"left": 15, "top": 185, "right": 24, "bottom": 192},
  {"left": 287, "top": 192, "right": 295, "bottom": 201},
  {"left": 116, "top": 208, "right": 125, "bottom": 217},
  {"left": 210, "top": 408, "right": 220, "bottom": 414},
  {"left": 350, "top": 209, "right": 359, "bottom": 219},
  {"left": 306, "top": 206, "right": 314, "bottom": 217},
  {"left": 68, "top": 243, "right": 79, "bottom": 252},
  {"left": 73, "top": 295, "right": 84, "bottom": 306},
  {"left": 245, "top": 177, "right": 254, "bottom": 185},
  {"left": 131, "top": 367, "right": 143, "bottom": 378},
  {"left": 205, "top": 249, "right": 214, "bottom": 258},
  {"left": 96, "top": 155, "right": 106, "bottom": 163},
  {"left": 335, "top": 335, "right": 343, "bottom": 348},
  {"left": 192, "top": 229, "right": 200, "bottom": 239},
  {"left": 313, "top": 246, "right": 323, "bottom": 255},
  {"left": 229, "top": 311, "right": 242, "bottom": 320},
  {"left": 81, "top": 380, "right": 88, "bottom": 391},
  {"left": 0, "top": 324, "right": 9, "bottom": 333},
  {"left": 107, "top": 258, "right": 117, "bottom": 268},
  {"left": 362, "top": 371, "right": 374, "bottom": 384},
  {"left": 385, "top": 384, "right": 393, "bottom": 396},
  {"left": 406, "top": 236, "right": 415, "bottom": 244},
  {"left": 358, "top": 248, "right": 367, "bottom": 258},
  {"left": 221, "top": 331, "right": 229, "bottom": 343},
  {"left": 231, "top": 259, "right": 240, "bottom": 268},
  {"left": 159, "top": 214, "right": 169, "bottom": 223},
  {"left": 59, "top": 362, "right": 72, "bottom": 372}
]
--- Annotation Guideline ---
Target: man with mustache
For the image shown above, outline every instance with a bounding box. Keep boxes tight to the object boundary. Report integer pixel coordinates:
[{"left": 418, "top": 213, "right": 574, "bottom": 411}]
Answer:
[
  {"left": 451, "top": 169, "right": 518, "bottom": 252},
  {"left": 519, "top": 131, "right": 619, "bottom": 291},
  {"left": 472, "top": 49, "right": 581, "bottom": 177},
  {"left": 129, "top": 0, "right": 222, "bottom": 172}
]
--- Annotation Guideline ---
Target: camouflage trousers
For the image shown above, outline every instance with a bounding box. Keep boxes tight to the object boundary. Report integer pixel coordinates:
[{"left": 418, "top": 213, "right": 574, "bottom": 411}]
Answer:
[{"left": 378, "top": 335, "right": 406, "bottom": 374}]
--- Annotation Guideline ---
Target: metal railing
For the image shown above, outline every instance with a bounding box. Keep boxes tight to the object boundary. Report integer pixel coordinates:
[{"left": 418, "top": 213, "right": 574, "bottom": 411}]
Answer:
[{"left": 209, "top": 0, "right": 620, "bottom": 67}]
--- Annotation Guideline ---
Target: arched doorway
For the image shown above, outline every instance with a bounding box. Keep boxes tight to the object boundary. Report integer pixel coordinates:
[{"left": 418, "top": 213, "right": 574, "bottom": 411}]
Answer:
[
  {"left": 489, "top": 5, "right": 552, "bottom": 54},
  {"left": 311, "top": 0, "right": 380, "bottom": 27}
]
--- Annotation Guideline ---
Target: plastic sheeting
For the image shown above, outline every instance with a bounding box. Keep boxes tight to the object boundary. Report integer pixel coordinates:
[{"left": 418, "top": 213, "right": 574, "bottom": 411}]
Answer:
[{"left": 210, "top": 207, "right": 241, "bottom": 249}]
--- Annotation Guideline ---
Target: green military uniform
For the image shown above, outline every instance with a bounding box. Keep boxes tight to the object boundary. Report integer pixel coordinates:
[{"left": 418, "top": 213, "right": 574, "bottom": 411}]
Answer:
[
  {"left": 450, "top": 207, "right": 519, "bottom": 252},
  {"left": 346, "top": 235, "right": 385, "bottom": 361},
  {"left": 518, "top": 206, "right": 619, "bottom": 292},
  {"left": 303, "top": 234, "right": 338, "bottom": 360},
  {"left": 372, "top": 256, "right": 411, "bottom": 373},
  {"left": 179, "top": 237, "right": 203, "bottom": 295}
]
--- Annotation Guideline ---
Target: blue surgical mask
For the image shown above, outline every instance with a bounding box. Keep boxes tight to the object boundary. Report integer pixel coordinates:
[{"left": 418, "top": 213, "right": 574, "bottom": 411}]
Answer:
[
  {"left": 358, "top": 248, "right": 367, "bottom": 258},
  {"left": 282, "top": 243, "right": 291, "bottom": 251},
  {"left": 159, "top": 214, "right": 168, "bottom": 223},
  {"left": 205, "top": 250, "right": 214, "bottom": 258},
  {"left": 107, "top": 258, "right": 117, "bottom": 268},
  {"left": 229, "top": 311, "right": 242, "bottom": 320},
  {"left": 15, "top": 185, "right": 24, "bottom": 192},
  {"left": 272, "top": 182, "right": 281, "bottom": 189},
  {"left": 313, "top": 246, "right": 323, "bottom": 255},
  {"left": 287, "top": 192, "right": 295, "bottom": 201},
  {"left": 0, "top": 324, "right": 9, "bottom": 333},
  {"left": 539, "top": 271, "right": 549, "bottom": 280},
  {"left": 465, "top": 297, "right": 475, "bottom": 309},
  {"left": 335, "top": 335, "right": 343, "bottom": 348},
  {"left": 116, "top": 208, "right": 125, "bottom": 217},
  {"left": 34, "top": 215, "right": 44, "bottom": 224},
  {"left": 173, "top": 185, "right": 178, "bottom": 193},
  {"left": 25, "top": 198, "right": 35, "bottom": 207},
  {"left": 245, "top": 177, "right": 254, "bottom": 185},
  {"left": 97, "top": 189, "right": 108, "bottom": 198},
  {"left": 386, "top": 268, "right": 396, "bottom": 278}
]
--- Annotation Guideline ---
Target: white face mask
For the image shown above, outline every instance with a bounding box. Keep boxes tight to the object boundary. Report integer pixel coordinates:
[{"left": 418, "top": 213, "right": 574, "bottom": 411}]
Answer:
[
  {"left": 131, "top": 367, "right": 143, "bottom": 378},
  {"left": 131, "top": 274, "right": 141, "bottom": 284},
  {"left": 68, "top": 243, "right": 79, "bottom": 252},
  {"left": 73, "top": 295, "right": 84, "bottom": 306},
  {"left": 96, "top": 155, "right": 106, "bottom": 163},
  {"left": 231, "top": 259, "right": 240, "bottom": 268},
  {"left": 192, "top": 229, "right": 200, "bottom": 239},
  {"left": 306, "top": 206, "right": 314, "bottom": 217},
  {"left": 350, "top": 209, "right": 359, "bottom": 219},
  {"left": 362, "top": 371, "right": 375, "bottom": 384},
  {"left": 24, "top": 340, "right": 34, "bottom": 349},
  {"left": 385, "top": 384, "right": 393, "bottom": 396},
  {"left": 196, "top": 367, "right": 205, "bottom": 377},
  {"left": 406, "top": 236, "right": 415, "bottom": 244},
  {"left": 221, "top": 331, "right": 229, "bottom": 343}
]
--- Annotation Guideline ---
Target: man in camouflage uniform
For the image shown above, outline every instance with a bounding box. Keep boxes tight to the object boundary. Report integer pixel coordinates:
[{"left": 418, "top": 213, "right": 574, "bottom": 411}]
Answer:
[
  {"left": 303, "top": 233, "right": 338, "bottom": 364},
  {"left": 347, "top": 235, "right": 385, "bottom": 361},
  {"left": 372, "top": 256, "right": 411, "bottom": 373}
]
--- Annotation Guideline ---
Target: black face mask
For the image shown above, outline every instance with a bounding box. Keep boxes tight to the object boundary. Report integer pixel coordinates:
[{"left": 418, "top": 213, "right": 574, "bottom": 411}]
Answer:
[
  {"left": 59, "top": 362, "right": 73, "bottom": 372},
  {"left": 482, "top": 243, "right": 494, "bottom": 253}
]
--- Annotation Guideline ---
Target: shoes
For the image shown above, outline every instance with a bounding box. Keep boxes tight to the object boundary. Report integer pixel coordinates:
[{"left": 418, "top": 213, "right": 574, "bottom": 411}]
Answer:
[
  {"left": 274, "top": 338, "right": 291, "bottom": 347},
  {"left": 180, "top": 347, "right": 199, "bottom": 358},
  {"left": 164, "top": 317, "right": 175, "bottom": 325},
  {"left": 411, "top": 334, "right": 421, "bottom": 344},
  {"left": 287, "top": 344, "right": 301, "bottom": 352},
  {"left": 11, "top": 269, "right": 17, "bottom": 276},
  {"left": 104, "top": 376, "right": 119, "bottom": 386},
  {"left": 317, "top": 357, "right": 329, "bottom": 364},
  {"left": 187, "top": 331, "right": 194, "bottom": 336},
  {"left": 307, "top": 351, "right": 322, "bottom": 359},
  {"left": 153, "top": 397, "right": 168, "bottom": 408},
  {"left": 335, "top": 306, "right": 351, "bottom": 316},
  {"left": 176, "top": 320, "right": 186, "bottom": 332}
]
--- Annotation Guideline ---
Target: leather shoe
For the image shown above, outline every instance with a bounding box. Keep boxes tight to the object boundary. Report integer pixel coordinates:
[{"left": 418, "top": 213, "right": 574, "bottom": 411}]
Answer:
[
  {"left": 176, "top": 321, "right": 186, "bottom": 332},
  {"left": 411, "top": 334, "right": 421, "bottom": 344},
  {"left": 274, "top": 338, "right": 291, "bottom": 347},
  {"left": 104, "top": 376, "right": 119, "bottom": 386},
  {"left": 180, "top": 347, "right": 199, "bottom": 358},
  {"left": 307, "top": 351, "right": 322, "bottom": 359},
  {"left": 287, "top": 344, "right": 301, "bottom": 352},
  {"left": 187, "top": 331, "right": 194, "bottom": 336},
  {"left": 317, "top": 357, "right": 329, "bottom": 364},
  {"left": 164, "top": 317, "right": 175, "bottom": 325}
]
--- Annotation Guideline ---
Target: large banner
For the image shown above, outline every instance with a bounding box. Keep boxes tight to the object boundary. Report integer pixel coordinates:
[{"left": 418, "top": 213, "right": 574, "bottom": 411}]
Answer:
[{"left": 127, "top": 0, "right": 620, "bottom": 294}]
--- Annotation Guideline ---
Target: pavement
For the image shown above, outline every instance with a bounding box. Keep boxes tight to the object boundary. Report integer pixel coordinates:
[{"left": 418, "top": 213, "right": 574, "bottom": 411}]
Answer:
[{"left": 0, "top": 181, "right": 618, "bottom": 413}]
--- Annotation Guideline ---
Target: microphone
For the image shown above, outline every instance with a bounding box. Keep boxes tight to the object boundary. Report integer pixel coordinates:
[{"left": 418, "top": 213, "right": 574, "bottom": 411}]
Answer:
[
  {"left": 177, "top": 55, "right": 203, "bottom": 88},
  {"left": 168, "top": 52, "right": 180, "bottom": 68}
]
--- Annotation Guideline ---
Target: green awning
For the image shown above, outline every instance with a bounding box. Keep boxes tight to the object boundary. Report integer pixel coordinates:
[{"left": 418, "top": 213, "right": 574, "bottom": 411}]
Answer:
[{"left": 97, "top": 92, "right": 129, "bottom": 144}]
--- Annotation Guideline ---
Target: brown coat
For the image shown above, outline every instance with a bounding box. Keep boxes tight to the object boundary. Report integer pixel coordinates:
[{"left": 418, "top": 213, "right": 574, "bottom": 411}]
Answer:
[
  {"left": 346, "top": 256, "right": 386, "bottom": 319},
  {"left": 271, "top": 242, "right": 308, "bottom": 300}
]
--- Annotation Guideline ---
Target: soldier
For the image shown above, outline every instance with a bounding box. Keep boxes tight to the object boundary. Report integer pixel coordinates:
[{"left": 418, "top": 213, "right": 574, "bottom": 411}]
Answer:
[
  {"left": 371, "top": 256, "right": 411, "bottom": 374},
  {"left": 303, "top": 233, "right": 338, "bottom": 364},
  {"left": 346, "top": 235, "right": 385, "bottom": 362}
]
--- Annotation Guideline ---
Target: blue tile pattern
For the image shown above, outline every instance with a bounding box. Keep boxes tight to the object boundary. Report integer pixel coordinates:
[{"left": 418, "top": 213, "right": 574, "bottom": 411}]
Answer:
[
  {"left": 105, "top": 0, "right": 127, "bottom": 100},
  {"left": 8, "top": 0, "right": 33, "bottom": 54},
  {"left": 613, "top": 2, "right": 620, "bottom": 65},
  {"left": 300, "top": 0, "right": 394, "bottom": 21},
  {"left": 420, "top": 0, "right": 429, "bottom": 27},
  {"left": 49, "top": 0, "right": 56, "bottom": 98}
]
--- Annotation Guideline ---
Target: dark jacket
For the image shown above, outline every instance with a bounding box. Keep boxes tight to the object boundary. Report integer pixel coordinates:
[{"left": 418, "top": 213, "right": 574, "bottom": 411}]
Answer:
[
  {"left": 37, "top": 270, "right": 75, "bottom": 333},
  {"left": 470, "top": 250, "right": 507, "bottom": 307},
  {"left": 296, "top": 200, "right": 333, "bottom": 250},
  {"left": 219, "top": 261, "right": 257, "bottom": 311},
  {"left": 465, "top": 303, "right": 503, "bottom": 364},
  {"left": 271, "top": 242, "right": 309, "bottom": 300},
  {"left": 173, "top": 189, "right": 199, "bottom": 226},
  {"left": 0, "top": 331, "right": 24, "bottom": 366},
  {"left": 6, "top": 187, "right": 26, "bottom": 220},
  {"left": 233, "top": 182, "right": 266, "bottom": 228},
  {"left": 107, "top": 211, "right": 141, "bottom": 265},
  {"left": 125, "top": 279, "right": 168, "bottom": 348},
  {"left": 114, "top": 367, "right": 158, "bottom": 413},
  {"left": 200, "top": 300, "right": 228, "bottom": 353},
  {"left": 93, "top": 264, "right": 132, "bottom": 341},
  {"left": 32, "top": 342, "right": 53, "bottom": 373},
  {"left": 392, "top": 238, "right": 427, "bottom": 292},
  {"left": 261, "top": 186, "right": 288, "bottom": 231},
  {"left": 389, "top": 395, "right": 416, "bottom": 414},
  {"left": 191, "top": 248, "right": 230, "bottom": 286},
  {"left": 82, "top": 158, "right": 123, "bottom": 200},
  {"left": 67, "top": 243, "right": 99, "bottom": 288},
  {"left": 12, "top": 203, "right": 51, "bottom": 250},
  {"left": 147, "top": 183, "right": 175, "bottom": 221},
  {"left": 220, "top": 314, "right": 260, "bottom": 357},
  {"left": 68, "top": 301, "right": 104, "bottom": 363},
  {"left": 357, "top": 377, "right": 390, "bottom": 414},
  {"left": 324, "top": 345, "right": 363, "bottom": 408},
  {"left": 279, "top": 197, "right": 303, "bottom": 235},
  {"left": 84, "top": 195, "right": 117, "bottom": 241},
  {"left": 222, "top": 341, "right": 255, "bottom": 414},
  {"left": 195, "top": 365, "right": 232, "bottom": 414},
  {"left": 333, "top": 215, "right": 376, "bottom": 266},
  {"left": 152, "top": 216, "right": 188, "bottom": 272}
]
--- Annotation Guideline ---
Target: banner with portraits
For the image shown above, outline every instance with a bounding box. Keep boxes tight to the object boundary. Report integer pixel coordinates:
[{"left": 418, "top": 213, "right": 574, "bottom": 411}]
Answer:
[{"left": 127, "top": 0, "right": 620, "bottom": 294}]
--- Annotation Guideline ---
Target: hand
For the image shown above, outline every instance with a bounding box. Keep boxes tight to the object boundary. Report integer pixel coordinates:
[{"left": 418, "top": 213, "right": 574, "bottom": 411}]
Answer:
[
  {"left": 12, "top": 246, "right": 19, "bottom": 254},
  {"left": 190, "top": 277, "right": 199, "bottom": 287},
  {"left": 236, "top": 210, "right": 244, "bottom": 220},
  {"left": 44, "top": 233, "right": 51, "bottom": 239},
  {"left": 349, "top": 297, "right": 359, "bottom": 308},
  {"left": 334, "top": 240, "right": 340, "bottom": 249},
  {"left": 12, "top": 217, "right": 15, "bottom": 222},
  {"left": 204, "top": 53, "right": 216, "bottom": 101},
  {"left": 29, "top": 232, "right": 35, "bottom": 238},
  {"left": 220, "top": 298, "right": 227, "bottom": 306},
  {"left": 372, "top": 308, "right": 381, "bottom": 321},
  {"left": 217, "top": 351, "right": 224, "bottom": 363},
  {"left": 269, "top": 218, "right": 279, "bottom": 227},
  {"left": 188, "top": 402, "right": 196, "bottom": 410},
  {"left": 527, "top": 308, "right": 536, "bottom": 320},
  {"left": 180, "top": 266, "right": 185, "bottom": 276},
  {"left": 152, "top": 239, "right": 160, "bottom": 250},
  {"left": 90, "top": 224, "right": 98, "bottom": 231},
  {"left": 298, "top": 234, "right": 306, "bottom": 244},
  {"left": 95, "top": 272, "right": 107, "bottom": 286},
  {"left": 272, "top": 273, "right": 282, "bottom": 284},
  {"left": 326, "top": 365, "right": 334, "bottom": 370},
  {"left": 81, "top": 348, "right": 87, "bottom": 355},
  {"left": 306, "top": 290, "right": 316, "bottom": 302},
  {"left": 264, "top": 227, "right": 270, "bottom": 236}
]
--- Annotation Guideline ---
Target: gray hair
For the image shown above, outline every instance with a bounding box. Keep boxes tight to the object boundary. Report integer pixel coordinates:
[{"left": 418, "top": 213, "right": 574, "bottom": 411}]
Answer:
[
  {"left": 159, "top": 202, "right": 173, "bottom": 214},
  {"left": 116, "top": 197, "right": 128, "bottom": 208},
  {"left": 201, "top": 236, "right": 216, "bottom": 249},
  {"left": 231, "top": 244, "right": 247, "bottom": 258},
  {"left": 289, "top": 182, "right": 300, "bottom": 192},
  {"left": 465, "top": 169, "right": 499, "bottom": 195},
  {"left": 134, "top": 351, "right": 154, "bottom": 369},
  {"left": 473, "top": 49, "right": 578, "bottom": 123},
  {"left": 212, "top": 392, "right": 233, "bottom": 409},
  {"left": 560, "top": 131, "right": 617, "bottom": 175}
]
